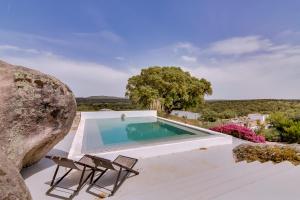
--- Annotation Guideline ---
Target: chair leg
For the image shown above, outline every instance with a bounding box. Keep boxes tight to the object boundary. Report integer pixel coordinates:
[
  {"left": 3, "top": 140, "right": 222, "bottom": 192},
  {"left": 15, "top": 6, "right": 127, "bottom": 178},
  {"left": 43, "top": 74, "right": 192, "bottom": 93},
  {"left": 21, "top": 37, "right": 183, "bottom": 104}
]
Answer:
[
  {"left": 75, "top": 168, "right": 93, "bottom": 193},
  {"left": 75, "top": 167, "right": 95, "bottom": 193},
  {"left": 111, "top": 168, "right": 123, "bottom": 196},
  {"left": 111, "top": 169, "right": 135, "bottom": 196},
  {"left": 46, "top": 167, "right": 73, "bottom": 194},
  {"left": 52, "top": 168, "right": 73, "bottom": 187},
  {"left": 50, "top": 165, "right": 59, "bottom": 186},
  {"left": 82, "top": 170, "right": 94, "bottom": 186},
  {"left": 90, "top": 170, "right": 95, "bottom": 184},
  {"left": 91, "top": 169, "right": 108, "bottom": 185},
  {"left": 76, "top": 166, "right": 86, "bottom": 193}
]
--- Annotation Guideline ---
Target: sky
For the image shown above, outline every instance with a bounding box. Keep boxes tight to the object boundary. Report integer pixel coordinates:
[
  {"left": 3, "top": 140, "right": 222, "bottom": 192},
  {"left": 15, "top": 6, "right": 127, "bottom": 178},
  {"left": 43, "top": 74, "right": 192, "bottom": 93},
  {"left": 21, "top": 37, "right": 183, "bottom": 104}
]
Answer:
[{"left": 1, "top": 0, "right": 300, "bottom": 99}]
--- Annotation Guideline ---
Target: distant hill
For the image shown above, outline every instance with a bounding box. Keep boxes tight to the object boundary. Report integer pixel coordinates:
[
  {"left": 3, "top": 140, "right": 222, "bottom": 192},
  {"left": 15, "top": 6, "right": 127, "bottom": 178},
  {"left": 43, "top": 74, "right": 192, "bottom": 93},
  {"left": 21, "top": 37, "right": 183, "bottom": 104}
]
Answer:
[
  {"left": 207, "top": 99, "right": 300, "bottom": 102},
  {"left": 201, "top": 99, "right": 300, "bottom": 118},
  {"left": 75, "top": 97, "right": 300, "bottom": 114},
  {"left": 85, "top": 96, "right": 128, "bottom": 100},
  {"left": 76, "top": 96, "right": 134, "bottom": 111}
]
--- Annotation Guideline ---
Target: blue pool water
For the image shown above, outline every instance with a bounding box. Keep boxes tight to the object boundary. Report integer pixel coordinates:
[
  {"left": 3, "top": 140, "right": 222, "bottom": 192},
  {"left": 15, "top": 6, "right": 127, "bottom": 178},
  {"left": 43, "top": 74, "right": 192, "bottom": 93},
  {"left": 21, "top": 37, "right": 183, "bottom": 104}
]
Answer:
[{"left": 82, "top": 117, "right": 210, "bottom": 151}]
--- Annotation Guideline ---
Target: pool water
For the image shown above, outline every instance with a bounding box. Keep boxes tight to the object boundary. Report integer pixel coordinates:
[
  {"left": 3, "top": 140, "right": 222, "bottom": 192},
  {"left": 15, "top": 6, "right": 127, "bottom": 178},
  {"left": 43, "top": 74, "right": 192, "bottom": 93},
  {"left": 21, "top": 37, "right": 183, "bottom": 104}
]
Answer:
[{"left": 82, "top": 117, "right": 210, "bottom": 152}]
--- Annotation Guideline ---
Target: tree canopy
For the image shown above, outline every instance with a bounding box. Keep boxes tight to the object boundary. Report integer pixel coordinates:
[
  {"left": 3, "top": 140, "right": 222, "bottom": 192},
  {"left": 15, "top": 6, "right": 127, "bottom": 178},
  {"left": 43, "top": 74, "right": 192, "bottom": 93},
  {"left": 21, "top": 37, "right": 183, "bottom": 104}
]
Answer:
[{"left": 125, "top": 66, "right": 212, "bottom": 113}]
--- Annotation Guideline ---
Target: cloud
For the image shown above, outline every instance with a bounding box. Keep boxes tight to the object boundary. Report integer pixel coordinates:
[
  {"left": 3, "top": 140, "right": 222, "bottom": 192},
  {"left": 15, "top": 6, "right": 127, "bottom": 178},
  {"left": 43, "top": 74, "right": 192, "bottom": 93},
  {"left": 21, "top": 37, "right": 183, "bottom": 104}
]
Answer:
[
  {"left": 278, "top": 30, "right": 300, "bottom": 38},
  {"left": 0, "top": 45, "right": 131, "bottom": 97},
  {"left": 1, "top": 34, "right": 300, "bottom": 99},
  {"left": 114, "top": 56, "right": 125, "bottom": 61},
  {"left": 132, "top": 35, "right": 300, "bottom": 99},
  {"left": 208, "top": 36, "right": 272, "bottom": 55},
  {"left": 181, "top": 55, "right": 197, "bottom": 62},
  {"left": 173, "top": 42, "right": 200, "bottom": 54},
  {"left": 184, "top": 38, "right": 300, "bottom": 99},
  {"left": 0, "top": 30, "right": 70, "bottom": 46},
  {"left": 0, "top": 45, "right": 40, "bottom": 54},
  {"left": 276, "top": 30, "right": 300, "bottom": 44},
  {"left": 73, "top": 30, "right": 123, "bottom": 43}
]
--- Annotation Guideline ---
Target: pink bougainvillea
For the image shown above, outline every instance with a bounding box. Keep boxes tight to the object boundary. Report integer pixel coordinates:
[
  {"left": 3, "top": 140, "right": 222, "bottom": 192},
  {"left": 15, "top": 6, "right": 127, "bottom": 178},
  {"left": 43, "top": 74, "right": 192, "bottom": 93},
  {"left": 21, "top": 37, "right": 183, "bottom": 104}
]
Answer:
[{"left": 210, "top": 124, "right": 265, "bottom": 143}]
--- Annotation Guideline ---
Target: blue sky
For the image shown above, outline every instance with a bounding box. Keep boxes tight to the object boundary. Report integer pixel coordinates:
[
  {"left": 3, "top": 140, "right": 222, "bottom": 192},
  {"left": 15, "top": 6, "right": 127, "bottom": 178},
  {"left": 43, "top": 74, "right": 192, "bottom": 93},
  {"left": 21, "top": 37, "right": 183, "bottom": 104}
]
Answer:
[{"left": 1, "top": 0, "right": 300, "bottom": 99}]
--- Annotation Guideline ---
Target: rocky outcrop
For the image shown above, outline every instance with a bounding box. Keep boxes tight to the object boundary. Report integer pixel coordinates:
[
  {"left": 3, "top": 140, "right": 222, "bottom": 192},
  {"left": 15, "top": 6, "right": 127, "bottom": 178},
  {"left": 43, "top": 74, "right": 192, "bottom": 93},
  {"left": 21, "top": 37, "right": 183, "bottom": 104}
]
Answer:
[
  {"left": 0, "top": 151, "right": 32, "bottom": 200},
  {"left": 0, "top": 60, "right": 76, "bottom": 169},
  {"left": 0, "top": 60, "right": 77, "bottom": 199}
]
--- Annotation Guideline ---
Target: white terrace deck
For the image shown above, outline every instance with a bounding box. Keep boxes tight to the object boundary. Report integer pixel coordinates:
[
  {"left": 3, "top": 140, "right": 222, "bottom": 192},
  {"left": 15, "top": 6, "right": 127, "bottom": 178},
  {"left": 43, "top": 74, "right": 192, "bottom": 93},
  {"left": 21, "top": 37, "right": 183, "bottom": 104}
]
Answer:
[{"left": 21, "top": 132, "right": 300, "bottom": 200}]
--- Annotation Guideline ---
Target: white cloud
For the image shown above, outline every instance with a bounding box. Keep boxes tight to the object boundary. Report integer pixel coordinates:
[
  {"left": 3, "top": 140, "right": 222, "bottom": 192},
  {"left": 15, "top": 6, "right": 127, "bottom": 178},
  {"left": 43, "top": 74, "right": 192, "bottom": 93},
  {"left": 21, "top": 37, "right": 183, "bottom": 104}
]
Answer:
[
  {"left": 0, "top": 30, "right": 70, "bottom": 46},
  {"left": 0, "top": 45, "right": 131, "bottom": 97},
  {"left": 184, "top": 40, "right": 300, "bottom": 99},
  {"left": 99, "top": 30, "right": 123, "bottom": 43},
  {"left": 114, "top": 56, "right": 125, "bottom": 61},
  {"left": 1, "top": 34, "right": 300, "bottom": 99},
  {"left": 173, "top": 42, "right": 200, "bottom": 54},
  {"left": 181, "top": 55, "right": 197, "bottom": 62},
  {"left": 277, "top": 30, "right": 300, "bottom": 38},
  {"left": 133, "top": 35, "right": 300, "bottom": 99},
  {"left": 0, "top": 45, "right": 40, "bottom": 54},
  {"left": 73, "top": 30, "right": 123, "bottom": 43},
  {"left": 209, "top": 36, "right": 272, "bottom": 55}
]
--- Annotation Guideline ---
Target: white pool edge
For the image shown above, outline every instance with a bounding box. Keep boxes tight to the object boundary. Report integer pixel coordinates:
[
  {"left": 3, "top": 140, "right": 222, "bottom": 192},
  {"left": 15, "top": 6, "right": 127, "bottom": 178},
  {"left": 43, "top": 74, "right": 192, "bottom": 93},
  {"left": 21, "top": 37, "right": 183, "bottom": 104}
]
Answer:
[{"left": 68, "top": 111, "right": 232, "bottom": 160}]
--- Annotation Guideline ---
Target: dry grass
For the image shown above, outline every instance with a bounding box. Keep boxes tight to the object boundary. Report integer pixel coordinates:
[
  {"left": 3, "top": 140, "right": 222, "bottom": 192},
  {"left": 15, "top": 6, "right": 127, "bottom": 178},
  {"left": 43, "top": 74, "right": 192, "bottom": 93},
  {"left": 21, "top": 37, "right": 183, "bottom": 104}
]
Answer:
[
  {"left": 158, "top": 112, "right": 226, "bottom": 129},
  {"left": 233, "top": 144, "right": 300, "bottom": 165},
  {"left": 163, "top": 114, "right": 201, "bottom": 126}
]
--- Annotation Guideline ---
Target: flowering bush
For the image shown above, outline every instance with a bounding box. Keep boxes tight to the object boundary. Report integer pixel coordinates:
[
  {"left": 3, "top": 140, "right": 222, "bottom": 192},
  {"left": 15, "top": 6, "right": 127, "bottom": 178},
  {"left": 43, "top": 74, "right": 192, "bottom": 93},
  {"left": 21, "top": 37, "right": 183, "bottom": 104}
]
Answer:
[{"left": 210, "top": 124, "right": 265, "bottom": 143}]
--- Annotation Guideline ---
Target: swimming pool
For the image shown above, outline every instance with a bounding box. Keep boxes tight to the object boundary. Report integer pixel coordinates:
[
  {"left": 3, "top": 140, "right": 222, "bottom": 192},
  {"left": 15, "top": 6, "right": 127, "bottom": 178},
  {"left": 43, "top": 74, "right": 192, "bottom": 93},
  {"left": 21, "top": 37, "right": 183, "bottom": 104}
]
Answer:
[
  {"left": 69, "top": 111, "right": 232, "bottom": 160},
  {"left": 82, "top": 117, "right": 211, "bottom": 152}
]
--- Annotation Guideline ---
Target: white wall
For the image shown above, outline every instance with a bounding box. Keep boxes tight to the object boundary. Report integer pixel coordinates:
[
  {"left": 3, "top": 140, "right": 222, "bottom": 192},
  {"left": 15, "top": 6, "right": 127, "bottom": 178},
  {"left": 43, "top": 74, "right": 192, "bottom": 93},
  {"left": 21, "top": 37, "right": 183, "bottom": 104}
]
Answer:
[
  {"left": 170, "top": 110, "right": 201, "bottom": 120},
  {"left": 81, "top": 110, "right": 157, "bottom": 119}
]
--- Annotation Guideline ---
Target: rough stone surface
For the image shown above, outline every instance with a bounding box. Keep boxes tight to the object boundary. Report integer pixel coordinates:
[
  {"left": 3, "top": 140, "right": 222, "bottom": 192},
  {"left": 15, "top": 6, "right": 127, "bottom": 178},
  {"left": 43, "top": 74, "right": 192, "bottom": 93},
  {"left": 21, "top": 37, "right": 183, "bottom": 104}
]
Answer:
[
  {"left": 0, "top": 60, "right": 76, "bottom": 170},
  {"left": 0, "top": 151, "right": 32, "bottom": 200}
]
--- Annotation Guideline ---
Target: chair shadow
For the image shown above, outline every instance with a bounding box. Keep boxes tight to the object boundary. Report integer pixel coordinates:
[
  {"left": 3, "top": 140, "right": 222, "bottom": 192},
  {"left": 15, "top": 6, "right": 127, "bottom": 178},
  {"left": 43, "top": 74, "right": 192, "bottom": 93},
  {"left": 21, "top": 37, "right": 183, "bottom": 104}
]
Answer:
[
  {"left": 45, "top": 169, "right": 93, "bottom": 200},
  {"left": 86, "top": 170, "right": 138, "bottom": 198},
  {"left": 21, "top": 149, "right": 69, "bottom": 179}
]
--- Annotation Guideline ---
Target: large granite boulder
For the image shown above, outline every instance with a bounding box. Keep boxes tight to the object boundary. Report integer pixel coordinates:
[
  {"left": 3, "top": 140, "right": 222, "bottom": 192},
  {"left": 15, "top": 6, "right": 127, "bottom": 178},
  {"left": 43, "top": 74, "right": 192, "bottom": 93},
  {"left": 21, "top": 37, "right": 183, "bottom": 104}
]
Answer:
[
  {"left": 0, "top": 151, "right": 32, "bottom": 200},
  {"left": 0, "top": 60, "right": 76, "bottom": 170}
]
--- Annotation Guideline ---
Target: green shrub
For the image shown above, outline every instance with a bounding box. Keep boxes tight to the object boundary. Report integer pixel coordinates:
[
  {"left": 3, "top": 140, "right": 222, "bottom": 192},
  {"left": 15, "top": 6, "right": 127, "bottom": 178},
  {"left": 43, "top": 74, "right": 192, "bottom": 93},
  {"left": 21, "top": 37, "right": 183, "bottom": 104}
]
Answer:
[
  {"left": 233, "top": 144, "right": 300, "bottom": 165},
  {"left": 293, "top": 114, "right": 300, "bottom": 122},
  {"left": 219, "top": 109, "right": 236, "bottom": 119},
  {"left": 282, "top": 122, "right": 300, "bottom": 143},
  {"left": 261, "top": 128, "right": 281, "bottom": 142},
  {"left": 201, "top": 109, "right": 218, "bottom": 122},
  {"left": 268, "top": 112, "right": 300, "bottom": 143}
]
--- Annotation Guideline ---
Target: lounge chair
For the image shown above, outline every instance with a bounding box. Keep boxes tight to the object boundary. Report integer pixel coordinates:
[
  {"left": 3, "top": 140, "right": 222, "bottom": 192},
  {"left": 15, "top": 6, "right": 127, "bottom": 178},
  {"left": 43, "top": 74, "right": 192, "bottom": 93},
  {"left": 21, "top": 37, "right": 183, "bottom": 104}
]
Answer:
[
  {"left": 45, "top": 155, "right": 103, "bottom": 198},
  {"left": 86, "top": 154, "right": 139, "bottom": 196}
]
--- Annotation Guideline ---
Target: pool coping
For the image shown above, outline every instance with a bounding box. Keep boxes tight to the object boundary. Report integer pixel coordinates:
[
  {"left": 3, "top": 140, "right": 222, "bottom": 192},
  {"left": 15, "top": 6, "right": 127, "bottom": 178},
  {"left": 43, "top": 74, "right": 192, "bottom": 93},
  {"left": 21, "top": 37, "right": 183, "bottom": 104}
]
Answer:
[{"left": 68, "top": 111, "right": 232, "bottom": 160}]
